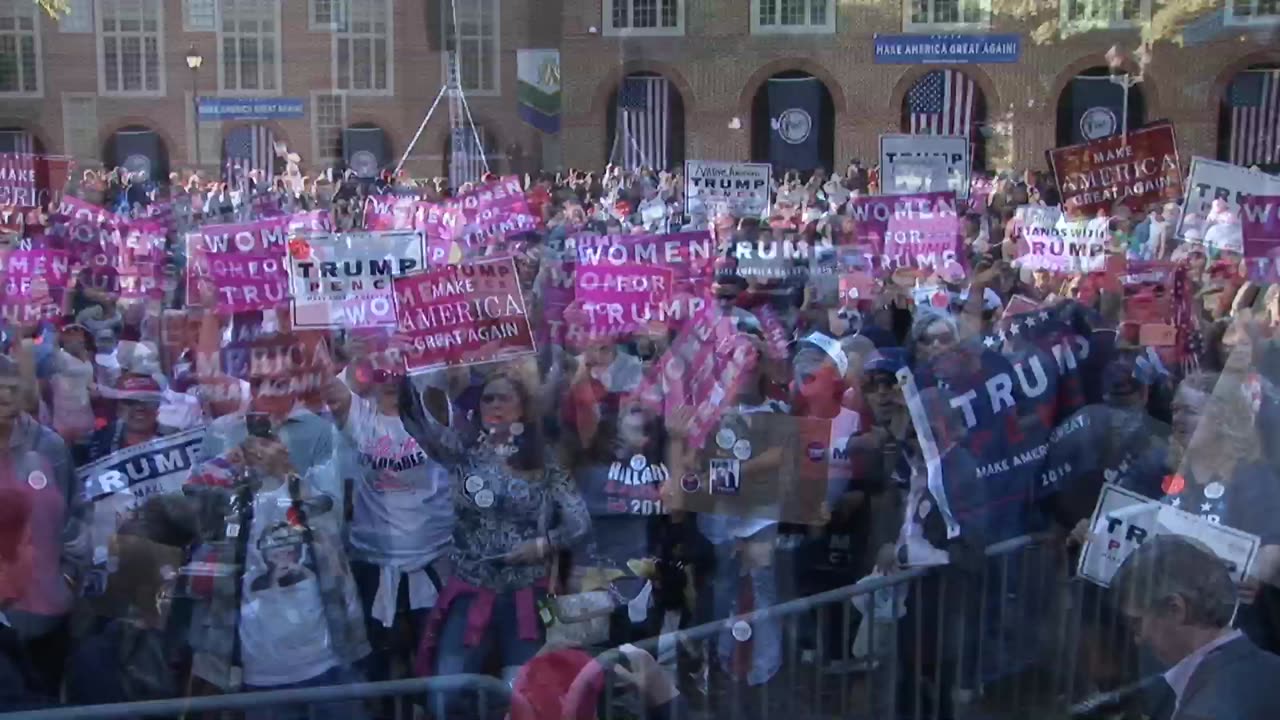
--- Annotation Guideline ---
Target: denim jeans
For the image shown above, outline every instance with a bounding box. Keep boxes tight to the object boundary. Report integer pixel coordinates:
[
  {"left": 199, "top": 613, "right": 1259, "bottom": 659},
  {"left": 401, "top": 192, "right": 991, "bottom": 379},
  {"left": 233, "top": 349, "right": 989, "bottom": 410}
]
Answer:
[
  {"left": 430, "top": 590, "right": 545, "bottom": 718},
  {"left": 700, "top": 542, "right": 782, "bottom": 688},
  {"left": 244, "top": 665, "right": 368, "bottom": 720}
]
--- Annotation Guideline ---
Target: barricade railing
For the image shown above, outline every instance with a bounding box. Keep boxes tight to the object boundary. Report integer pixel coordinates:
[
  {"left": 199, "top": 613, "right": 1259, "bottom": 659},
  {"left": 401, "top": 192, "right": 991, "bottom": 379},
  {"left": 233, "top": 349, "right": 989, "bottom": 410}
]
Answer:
[
  {"left": 5, "top": 673, "right": 520, "bottom": 720},
  {"left": 589, "top": 532, "right": 1076, "bottom": 720}
]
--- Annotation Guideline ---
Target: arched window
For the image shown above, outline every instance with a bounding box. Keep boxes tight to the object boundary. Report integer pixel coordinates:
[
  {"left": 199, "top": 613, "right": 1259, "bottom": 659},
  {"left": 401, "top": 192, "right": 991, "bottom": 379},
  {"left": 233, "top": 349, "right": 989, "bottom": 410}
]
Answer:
[
  {"left": 750, "top": 70, "right": 834, "bottom": 175},
  {"left": 1219, "top": 64, "right": 1280, "bottom": 171},
  {"left": 606, "top": 72, "right": 685, "bottom": 171},
  {"left": 900, "top": 69, "right": 988, "bottom": 171},
  {"left": 1056, "top": 66, "right": 1145, "bottom": 148}
]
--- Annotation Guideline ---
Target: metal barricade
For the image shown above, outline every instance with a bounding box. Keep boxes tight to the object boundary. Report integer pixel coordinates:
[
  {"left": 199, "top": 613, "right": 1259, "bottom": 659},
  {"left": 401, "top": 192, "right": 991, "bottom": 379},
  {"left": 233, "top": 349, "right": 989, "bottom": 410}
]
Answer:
[
  {"left": 590, "top": 532, "right": 1077, "bottom": 720},
  {"left": 5, "top": 674, "right": 520, "bottom": 720}
]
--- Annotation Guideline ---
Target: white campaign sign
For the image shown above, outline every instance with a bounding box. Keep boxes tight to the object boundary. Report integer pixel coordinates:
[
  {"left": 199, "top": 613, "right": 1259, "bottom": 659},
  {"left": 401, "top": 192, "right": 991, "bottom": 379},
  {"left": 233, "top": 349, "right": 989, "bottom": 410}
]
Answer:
[
  {"left": 1177, "top": 156, "right": 1280, "bottom": 253},
  {"left": 1078, "top": 483, "right": 1261, "bottom": 588},
  {"left": 880, "top": 134, "right": 970, "bottom": 200},
  {"left": 684, "top": 161, "right": 772, "bottom": 219},
  {"left": 289, "top": 230, "right": 427, "bottom": 328},
  {"left": 1016, "top": 205, "right": 1108, "bottom": 273},
  {"left": 79, "top": 427, "right": 208, "bottom": 567}
]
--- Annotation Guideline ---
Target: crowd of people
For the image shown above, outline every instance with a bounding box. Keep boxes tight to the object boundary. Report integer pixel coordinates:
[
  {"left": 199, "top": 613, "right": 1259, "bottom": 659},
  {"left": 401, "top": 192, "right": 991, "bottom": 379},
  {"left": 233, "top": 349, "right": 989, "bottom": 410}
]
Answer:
[{"left": 0, "top": 146, "right": 1277, "bottom": 720}]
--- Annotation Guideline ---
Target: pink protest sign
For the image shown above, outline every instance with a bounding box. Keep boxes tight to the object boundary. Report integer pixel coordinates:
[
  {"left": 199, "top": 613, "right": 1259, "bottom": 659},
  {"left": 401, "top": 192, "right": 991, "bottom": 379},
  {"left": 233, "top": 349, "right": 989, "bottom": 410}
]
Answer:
[
  {"left": 393, "top": 256, "right": 537, "bottom": 372},
  {"left": 118, "top": 219, "right": 166, "bottom": 298},
  {"left": 416, "top": 177, "right": 537, "bottom": 262},
  {"left": 185, "top": 217, "right": 290, "bottom": 312},
  {"left": 1242, "top": 195, "right": 1280, "bottom": 259},
  {"left": 364, "top": 195, "right": 418, "bottom": 231},
  {"left": 55, "top": 196, "right": 164, "bottom": 297},
  {"left": 0, "top": 154, "right": 36, "bottom": 207},
  {"left": 0, "top": 247, "right": 69, "bottom": 325},
  {"left": 847, "top": 191, "right": 964, "bottom": 276},
  {"left": 288, "top": 210, "right": 333, "bottom": 234},
  {"left": 632, "top": 308, "right": 759, "bottom": 447},
  {"left": 574, "top": 263, "right": 674, "bottom": 339}
]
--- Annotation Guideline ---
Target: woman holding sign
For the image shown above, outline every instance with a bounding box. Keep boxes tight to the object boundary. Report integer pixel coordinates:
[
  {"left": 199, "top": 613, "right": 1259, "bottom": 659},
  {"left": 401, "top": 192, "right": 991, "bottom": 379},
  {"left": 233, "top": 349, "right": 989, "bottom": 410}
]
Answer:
[{"left": 403, "top": 366, "right": 590, "bottom": 716}]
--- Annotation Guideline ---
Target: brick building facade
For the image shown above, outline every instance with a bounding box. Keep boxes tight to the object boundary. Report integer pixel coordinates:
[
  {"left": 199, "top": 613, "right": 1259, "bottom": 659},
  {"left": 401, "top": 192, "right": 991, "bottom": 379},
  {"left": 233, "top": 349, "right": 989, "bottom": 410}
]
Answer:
[{"left": 0, "top": 0, "right": 1277, "bottom": 180}]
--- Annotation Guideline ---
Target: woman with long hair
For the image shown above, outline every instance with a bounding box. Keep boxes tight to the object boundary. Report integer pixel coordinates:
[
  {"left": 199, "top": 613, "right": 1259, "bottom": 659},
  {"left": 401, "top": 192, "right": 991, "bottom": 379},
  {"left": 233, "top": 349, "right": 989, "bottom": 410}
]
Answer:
[{"left": 405, "top": 364, "right": 590, "bottom": 715}]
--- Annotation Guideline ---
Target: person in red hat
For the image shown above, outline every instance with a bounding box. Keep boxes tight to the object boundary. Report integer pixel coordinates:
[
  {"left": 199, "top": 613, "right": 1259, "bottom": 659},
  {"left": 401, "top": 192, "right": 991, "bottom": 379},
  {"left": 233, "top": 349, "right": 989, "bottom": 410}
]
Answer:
[
  {"left": 509, "top": 644, "right": 687, "bottom": 720},
  {"left": 76, "top": 373, "right": 166, "bottom": 466}
]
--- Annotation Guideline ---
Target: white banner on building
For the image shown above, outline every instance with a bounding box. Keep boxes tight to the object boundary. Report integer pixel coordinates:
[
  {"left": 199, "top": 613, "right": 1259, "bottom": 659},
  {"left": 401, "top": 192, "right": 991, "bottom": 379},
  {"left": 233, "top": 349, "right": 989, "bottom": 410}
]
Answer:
[
  {"left": 684, "top": 161, "right": 772, "bottom": 219},
  {"left": 1078, "top": 483, "right": 1260, "bottom": 588},
  {"left": 1177, "top": 156, "right": 1280, "bottom": 253},
  {"left": 289, "top": 230, "right": 428, "bottom": 329},
  {"left": 880, "top": 134, "right": 970, "bottom": 200}
]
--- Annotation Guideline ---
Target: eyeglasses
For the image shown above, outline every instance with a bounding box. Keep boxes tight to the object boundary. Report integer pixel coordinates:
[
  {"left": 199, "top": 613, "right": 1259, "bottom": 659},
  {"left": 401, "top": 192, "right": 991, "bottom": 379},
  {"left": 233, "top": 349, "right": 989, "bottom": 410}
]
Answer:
[{"left": 481, "top": 392, "right": 513, "bottom": 405}]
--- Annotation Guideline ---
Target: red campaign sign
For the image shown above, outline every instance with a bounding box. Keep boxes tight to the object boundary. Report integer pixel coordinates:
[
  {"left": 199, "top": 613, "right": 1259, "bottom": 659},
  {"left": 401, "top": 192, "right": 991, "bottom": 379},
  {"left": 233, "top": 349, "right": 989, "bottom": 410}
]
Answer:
[
  {"left": 1048, "top": 122, "right": 1183, "bottom": 219},
  {"left": 393, "top": 256, "right": 537, "bottom": 373},
  {"left": 845, "top": 191, "right": 965, "bottom": 277},
  {"left": 632, "top": 308, "right": 759, "bottom": 448},
  {"left": 1242, "top": 194, "right": 1280, "bottom": 260}
]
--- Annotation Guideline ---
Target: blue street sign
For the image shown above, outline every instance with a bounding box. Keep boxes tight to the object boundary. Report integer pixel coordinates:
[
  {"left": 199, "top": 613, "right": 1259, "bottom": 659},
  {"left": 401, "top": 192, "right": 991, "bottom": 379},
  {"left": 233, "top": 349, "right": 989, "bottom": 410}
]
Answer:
[{"left": 873, "top": 34, "right": 1021, "bottom": 64}]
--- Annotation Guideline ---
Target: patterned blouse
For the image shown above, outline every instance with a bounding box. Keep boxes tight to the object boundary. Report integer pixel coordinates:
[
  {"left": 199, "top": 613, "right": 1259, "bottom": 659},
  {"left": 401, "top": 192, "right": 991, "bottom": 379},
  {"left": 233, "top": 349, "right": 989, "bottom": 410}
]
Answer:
[{"left": 418, "top": 410, "right": 590, "bottom": 592}]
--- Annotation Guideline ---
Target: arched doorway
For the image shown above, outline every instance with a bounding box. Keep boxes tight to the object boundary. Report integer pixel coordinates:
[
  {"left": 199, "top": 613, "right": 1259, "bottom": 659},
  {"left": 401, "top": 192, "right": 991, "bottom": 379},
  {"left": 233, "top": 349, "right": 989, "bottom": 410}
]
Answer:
[
  {"left": 1056, "top": 66, "right": 1146, "bottom": 147},
  {"left": 899, "top": 69, "right": 988, "bottom": 171},
  {"left": 1219, "top": 64, "right": 1280, "bottom": 171},
  {"left": 342, "top": 123, "right": 391, "bottom": 178},
  {"left": 751, "top": 70, "right": 834, "bottom": 176},
  {"left": 105, "top": 125, "right": 168, "bottom": 182},
  {"left": 221, "top": 123, "right": 279, "bottom": 183},
  {"left": 605, "top": 72, "right": 685, "bottom": 172}
]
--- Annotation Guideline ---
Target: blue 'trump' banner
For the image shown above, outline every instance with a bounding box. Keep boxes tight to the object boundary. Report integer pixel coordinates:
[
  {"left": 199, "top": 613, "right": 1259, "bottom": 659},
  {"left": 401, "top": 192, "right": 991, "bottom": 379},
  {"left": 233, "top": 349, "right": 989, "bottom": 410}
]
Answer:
[
  {"left": 198, "top": 97, "right": 306, "bottom": 122},
  {"left": 873, "top": 34, "right": 1021, "bottom": 64}
]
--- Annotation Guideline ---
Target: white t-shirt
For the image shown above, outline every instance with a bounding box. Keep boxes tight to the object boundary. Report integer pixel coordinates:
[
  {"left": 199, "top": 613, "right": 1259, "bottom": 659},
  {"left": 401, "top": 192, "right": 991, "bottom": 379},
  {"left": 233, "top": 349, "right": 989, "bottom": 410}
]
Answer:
[
  {"left": 344, "top": 391, "right": 453, "bottom": 566},
  {"left": 239, "top": 484, "right": 339, "bottom": 687}
]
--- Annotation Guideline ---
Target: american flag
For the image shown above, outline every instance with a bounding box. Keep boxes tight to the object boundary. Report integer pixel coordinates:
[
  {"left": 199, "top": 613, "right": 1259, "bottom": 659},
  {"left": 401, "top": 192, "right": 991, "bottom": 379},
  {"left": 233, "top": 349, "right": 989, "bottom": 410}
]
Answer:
[
  {"left": 908, "top": 70, "right": 976, "bottom": 138},
  {"left": 1228, "top": 70, "right": 1280, "bottom": 167},
  {"left": 449, "top": 127, "right": 486, "bottom": 190},
  {"left": 615, "top": 76, "right": 670, "bottom": 171},
  {"left": 223, "top": 125, "right": 276, "bottom": 187}
]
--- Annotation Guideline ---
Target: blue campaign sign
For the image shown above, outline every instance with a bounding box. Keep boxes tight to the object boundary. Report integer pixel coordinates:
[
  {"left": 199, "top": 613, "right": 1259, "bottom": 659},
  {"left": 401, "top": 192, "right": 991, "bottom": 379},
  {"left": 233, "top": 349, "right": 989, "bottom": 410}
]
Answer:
[
  {"left": 873, "top": 34, "right": 1021, "bottom": 64},
  {"left": 197, "top": 97, "right": 306, "bottom": 122}
]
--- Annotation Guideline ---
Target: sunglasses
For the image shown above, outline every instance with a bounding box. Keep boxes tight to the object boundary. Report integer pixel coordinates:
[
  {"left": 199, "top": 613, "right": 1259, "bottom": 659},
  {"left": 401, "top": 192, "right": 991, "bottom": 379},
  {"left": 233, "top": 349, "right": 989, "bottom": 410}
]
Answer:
[
  {"left": 919, "top": 332, "right": 955, "bottom": 347},
  {"left": 481, "top": 392, "right": 513, "bottom": 405}
]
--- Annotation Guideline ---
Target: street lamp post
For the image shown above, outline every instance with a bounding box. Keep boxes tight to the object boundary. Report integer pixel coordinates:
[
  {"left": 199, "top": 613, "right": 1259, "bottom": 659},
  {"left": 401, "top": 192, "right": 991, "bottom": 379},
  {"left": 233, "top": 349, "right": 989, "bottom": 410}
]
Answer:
[
  {"left": 185, "top": 45, "right": 204, "bottom": 171},
  {"left": 1106, "top": 44, "right": 1150, "bottom": 145}
]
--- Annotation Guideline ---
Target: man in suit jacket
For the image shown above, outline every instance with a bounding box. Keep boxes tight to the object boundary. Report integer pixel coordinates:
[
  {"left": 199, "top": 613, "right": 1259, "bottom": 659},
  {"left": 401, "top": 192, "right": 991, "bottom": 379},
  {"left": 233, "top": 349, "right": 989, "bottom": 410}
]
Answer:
[{"left": 1112, "top": 535, "right": 1280, "bottom": 720}]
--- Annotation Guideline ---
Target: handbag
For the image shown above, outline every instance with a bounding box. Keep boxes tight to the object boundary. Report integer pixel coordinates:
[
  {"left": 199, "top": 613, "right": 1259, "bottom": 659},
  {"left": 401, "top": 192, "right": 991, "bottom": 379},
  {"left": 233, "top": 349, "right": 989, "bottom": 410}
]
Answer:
[{"left": 543, "top": 552, "right": 618, "bottom": 648}]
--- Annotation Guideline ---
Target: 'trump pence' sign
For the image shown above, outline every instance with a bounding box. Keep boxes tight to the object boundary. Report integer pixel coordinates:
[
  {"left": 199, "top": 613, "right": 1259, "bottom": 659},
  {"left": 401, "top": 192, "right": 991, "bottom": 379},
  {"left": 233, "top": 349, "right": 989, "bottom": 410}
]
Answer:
[
  {"left": 880, "top": 134, "right": 970, "bottom": 200},
  {"left": 1078, "top": 483, "right": 1260, "bottom": 588},
  {"left": 684, "top": 161, "right": 772, "bottom": 218},
  {"left": 288, "top": 230, "right": 427, "bottom": 329}
]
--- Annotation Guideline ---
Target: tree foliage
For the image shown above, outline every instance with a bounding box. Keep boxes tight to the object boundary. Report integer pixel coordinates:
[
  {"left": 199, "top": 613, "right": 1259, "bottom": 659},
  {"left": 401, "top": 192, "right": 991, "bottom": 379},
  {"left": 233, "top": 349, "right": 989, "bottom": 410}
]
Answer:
[{"left": 34, "top": 0, "right": 69, "bottom": 19}]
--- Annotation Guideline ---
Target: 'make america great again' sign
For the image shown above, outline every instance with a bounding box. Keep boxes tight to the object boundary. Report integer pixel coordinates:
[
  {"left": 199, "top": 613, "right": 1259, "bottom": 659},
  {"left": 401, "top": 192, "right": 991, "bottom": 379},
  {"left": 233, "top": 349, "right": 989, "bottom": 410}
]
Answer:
[{"left": 1048, "top": 122, "right": 1183, "bottom": 219}]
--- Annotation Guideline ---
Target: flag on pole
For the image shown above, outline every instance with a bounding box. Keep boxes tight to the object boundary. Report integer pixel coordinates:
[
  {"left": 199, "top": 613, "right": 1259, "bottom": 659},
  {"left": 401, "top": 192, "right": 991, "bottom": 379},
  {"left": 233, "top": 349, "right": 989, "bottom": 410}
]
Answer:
[
  {"left": 1228, "top": 70, "right": 1280, "bottom": 168},
  {"left": 615, "top": 76, "right": 670, "bottom": 171},
  {"left": 223, "top": 125, "right": 276, "bottom": 184},
  {"left": 909, "top": 70, "right": 976, "bottom": 137}
]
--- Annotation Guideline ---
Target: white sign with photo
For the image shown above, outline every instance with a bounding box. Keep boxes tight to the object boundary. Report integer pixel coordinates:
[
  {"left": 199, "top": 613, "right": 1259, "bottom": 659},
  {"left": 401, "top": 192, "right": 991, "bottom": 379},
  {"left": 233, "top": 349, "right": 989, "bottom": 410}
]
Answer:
[
  {"left": 1177, "top": 156, "right": 1280, "bottom": 253},
  {"left": 684, "top": 161, "right": 772, "bottom": 219},
  {"left": 1078, "top": 483, "right": 1261, "bottom": 588},
  {"left": 880, "top": 134, "right": 971, "bottom": 200}
]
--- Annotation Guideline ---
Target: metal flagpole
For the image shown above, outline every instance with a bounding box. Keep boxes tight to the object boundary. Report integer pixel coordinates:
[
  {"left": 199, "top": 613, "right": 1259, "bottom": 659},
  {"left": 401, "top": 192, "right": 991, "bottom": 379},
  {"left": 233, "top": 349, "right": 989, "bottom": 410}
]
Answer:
[{"left": 394, "top": 84, "right": 447, "bottom": 176}]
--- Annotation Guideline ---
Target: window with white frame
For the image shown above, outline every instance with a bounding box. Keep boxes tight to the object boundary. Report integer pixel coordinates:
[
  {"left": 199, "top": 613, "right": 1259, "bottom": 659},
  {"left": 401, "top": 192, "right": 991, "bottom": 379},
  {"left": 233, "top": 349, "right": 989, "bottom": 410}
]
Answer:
[
  {"left": 1060, "top": 0, "right": 1151, "bottom": 31},
  {"left": 312, "top": 92, "right": 347, "bottom": 161},
  {"left": 96, "top": 0, "right": 165, "bottom": 96},
  {"left": 183, "top": 0, "right": 216, "bottom": 32},
  {"left": 753, "top": 0, "right": 835, "bottom": 33},
  {"left": 336, "top": 0, "right": 391, "bottom": 93},
  {"left": 604, "top": 0, "right": 684, "bottom": 36},
  {"left": 0, "top": 0, "right": 40, "bottom": 95},
  {"left": 60, "top": 0, "right": 94, "bottom": 33},
  {"left": 444, "top": 0, "right": 498, "bottom": 93},
  {"left": 310, "top": 0, "right": 345, "bottom": 31},
  {"left": 1227, "top": 0, "right": 1280, "bottom": 26},
  {"left": 219, "top": 0, "right": 281, "bottom": 92},
  {"left": 903, "top": 0, "right": 990, "bottom": 30}
]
